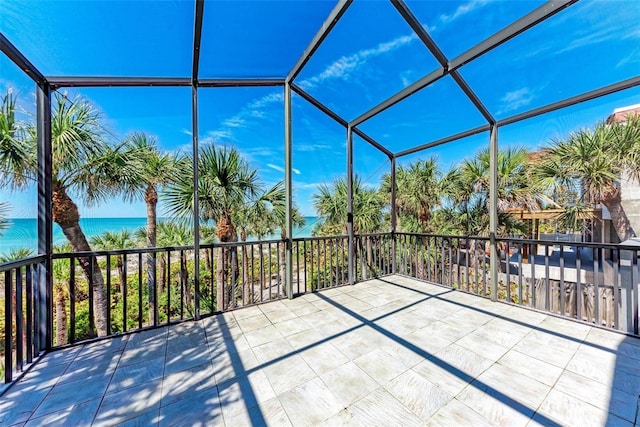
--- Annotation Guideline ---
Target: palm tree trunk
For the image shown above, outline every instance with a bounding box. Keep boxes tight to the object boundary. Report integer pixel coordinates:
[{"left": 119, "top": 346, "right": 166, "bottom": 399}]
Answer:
[
  {"left": 145, "top": 185, "right": 158, "bottom": 325},
  {"left": 159, "top": 255, "right": 166, "bottom": 295},
  {"left": 181, "top": 253, "right": 190, "bottom": 310},
  {"left": 53, "top": 185, "right": 108, "bottom": 337},
  {"left": 204, "top": 249, "right": 212, "bottom": 273},
  {"left": 216, "top": 247, "right": 226, "bottom": 311},
  {"left": 216, "top": 211, "right": 236, "bottom": 311},
  {"left": 602, "top": 189, "right": 634, "bottom": 241},
  {"left": 116, "top": 257, "right": 125, "bottom": 297},
  {"left": 54, "top": 284, "right": 67, "bottom": 346}
]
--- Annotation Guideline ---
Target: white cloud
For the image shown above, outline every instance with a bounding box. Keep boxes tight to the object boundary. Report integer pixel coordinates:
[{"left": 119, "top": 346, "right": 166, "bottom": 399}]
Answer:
[
  {"left": 296, "top": 181, "right": 329, "bottom": 190},
  {"left": 207, "top": 129, "right": 232, "bottom": 140},
  {"left": 616, "top": 50, "right": 640, "bottom": 69},
  {"left": 399, "top": 70, "right": 417, "bottom": 88},
  {"left": 438, "top": 0, "right": 491, "bottom": 24},
  {"left": 300, "top": 34, "right": 418, "bottom": 89},
  {"left": 181, "top": 128, "right": 192, "bottom": 136},
  {"left": 222, "top": 116, "right": 246, "bottom": 128},
  {"left": 204, "top": 92, "right": 283, "bottom": 142},
  {"left": 293, "top": 143, "right": 331, "bottom": 152},
  {"left": 267, "top": 163, "right": 300, "bottom": 175},
  {"left": 267, "top": 163, "right": 284, "bottom": 173},
  {"left": 248, "top": 92, "right": 283, "bottom": 109},
  {"left": 498, "top": 87, "right": 536, "bottom": 115}
]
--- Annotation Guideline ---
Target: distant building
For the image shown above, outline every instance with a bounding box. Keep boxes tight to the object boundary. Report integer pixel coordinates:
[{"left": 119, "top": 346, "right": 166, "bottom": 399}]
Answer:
[
  {"left": 605, "top": 104, "right": 640, "bottom": 125},
  {"left": 604, "top": 104, "right": 640, "bottom": 243}
]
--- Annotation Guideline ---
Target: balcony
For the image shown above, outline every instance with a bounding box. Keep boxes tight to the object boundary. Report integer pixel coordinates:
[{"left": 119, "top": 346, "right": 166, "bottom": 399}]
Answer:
[
  {"left": 2, "top": 0, "right": 640, "bottom": 425},
  {"left": 2, "top": 233, "right": 640, "bottom": 425},
  {"left": 2, "top": 274, "right": 639, "bottom": 426}
]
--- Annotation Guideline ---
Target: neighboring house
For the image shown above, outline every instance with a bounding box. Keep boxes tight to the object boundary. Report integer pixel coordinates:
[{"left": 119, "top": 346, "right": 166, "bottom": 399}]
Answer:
[
  {"left": 509, "top": 105, "right": 640, "bottom": 244},
  {"left": 604, "top": 104, "right": 640, "bottom": 244}
]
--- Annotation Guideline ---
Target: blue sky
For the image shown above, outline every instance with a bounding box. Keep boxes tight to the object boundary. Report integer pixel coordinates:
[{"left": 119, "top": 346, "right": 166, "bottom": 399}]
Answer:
[{"left": 1, "top": 0, "right": 639, "bottom": 220}]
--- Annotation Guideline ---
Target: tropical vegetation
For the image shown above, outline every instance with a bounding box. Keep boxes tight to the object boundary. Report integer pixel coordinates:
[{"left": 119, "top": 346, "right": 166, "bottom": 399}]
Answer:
[{"left": 2, "top": 88, "right": 640, "bottom": 353}]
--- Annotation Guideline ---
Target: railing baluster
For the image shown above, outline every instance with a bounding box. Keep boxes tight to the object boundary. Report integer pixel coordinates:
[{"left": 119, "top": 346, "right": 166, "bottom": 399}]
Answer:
[
  {"left": 167, "top": 249, "right": 172, "bottom": 322},
  {"left": 295, "top": 241, "right": 300, "bottom": 294},
  {"left": 456, "top": 238, "right": 461, "bottom": 290},
  {"left": 26, "top": 264, "right": 33, "bottom": 364},
  {"left": 343, "top": 237, "right": 347, "bottom": 284},
  {"left": 16, "top": 266, "right": 24, "bottom": 373},
  {"left": 259, "top": 244, "right": 264, "bottom": 301},
  {"left": 518, "top": 242, "right": 523, "bottom": 305},
  {"left": 33, "top": 262, "right": 41, "bottom": 355},
  {"left": 231, "top": 248, "right": 238, "bottom": 307},
  {"left": 544, "top": 244, "right": 550, "bottom": 311},
  {"left": 210, "top": 247, "right": 215, "bottom": 310},
  {"left": 180, "top": 249, "right": 185, "bottom": 319},
  {"left": 465, "top": 238, "right": 470, "bottom": 292},
  {"left": 559, "top": 245, "right": 565, "bottom": 316},
  {"left": 310, "top": 239, "right": 315, "bottom": 291},
  {"left": 69, "top": 257, "right": 76, "bottom": 344},
  {"left": 576, "top": 246, "right": 582, "bottom": 322},
  {"left": 443, "top": 237, "right": 447, "bottom": 285},
  {"left": 529, "top": 244, "right": 535, "bottom": 309},
  {"left": 138, "top": 253, "right": 143, "bottom": 329},
  {"left": 268, "top": 243, "right": 273, "bottom": 297},
  {"left": 323, "top": 239, "right": 328, "bottom": 287},
  {"left": 152, "top": 252, "right": 157, "bottom": 325},
  {"left": 324, "top": 238, "right": 332, "bottom": 287},
  {"left": 316, "top": 240, "right": 321, "bottom": 290},
  {"left": 251, "top": 244, "right": 256, "bottom": 303},
  {"left": 482, "top": 239, "right": 487, "bottom": 296},
  {"left": 474, "top": 239, "right": 479, "bottom": 294},
  {"left": 414, "top": 235, "right": 419, "bottom": 279},
  {"left": 123, "top": 255, "right": 128, "bottom": 333},
  {"left": 106, "top": 254, "right": 112, "bottom": 335},
  {"left": 632, "top": 251, "right": 638, "bottom": 335},
  {"left": 613, "top": 248, "right": 620, "bottom": 330},
  {"left": 505, "top": 241, "right": 511, "bottom": 302},
  {"left": 594, "top": 246, "right": 600, "bottom": 326},
  {"left": 241, "top": 245, "right": 246, "bottom": 306},
  {"left": 448, "top": 240, "right": 453, "bottom": 287},
  {"left": 428, "top": 236, "right": 432, "bottom": 282},
  {"left": 5, "top": 270, "right": 13, "bottom": 383},
  {"left": 88, "top": 256, "right": 95, "bottom": 337}
]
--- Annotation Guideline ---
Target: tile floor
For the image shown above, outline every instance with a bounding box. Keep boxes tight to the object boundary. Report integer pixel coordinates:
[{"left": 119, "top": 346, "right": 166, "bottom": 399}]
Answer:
[{"left": 1, "top": 275, "right": 639, "bottom": 426}]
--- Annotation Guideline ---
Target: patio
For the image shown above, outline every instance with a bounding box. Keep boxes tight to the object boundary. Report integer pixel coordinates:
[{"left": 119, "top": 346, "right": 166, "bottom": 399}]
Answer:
[{"left": 2, "top": 275, "right": 639, "bottom": 427}]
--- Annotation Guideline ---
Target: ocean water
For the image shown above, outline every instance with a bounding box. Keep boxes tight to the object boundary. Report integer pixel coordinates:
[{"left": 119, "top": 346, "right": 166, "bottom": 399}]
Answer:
[{"left": 0, "top": 217, "right": 319, "bottom": 255}]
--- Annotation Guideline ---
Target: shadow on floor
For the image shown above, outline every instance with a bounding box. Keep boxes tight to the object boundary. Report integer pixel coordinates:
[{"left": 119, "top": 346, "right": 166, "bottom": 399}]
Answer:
[{"left": 607, "top": 335, "right": 640, "bottom": 426}]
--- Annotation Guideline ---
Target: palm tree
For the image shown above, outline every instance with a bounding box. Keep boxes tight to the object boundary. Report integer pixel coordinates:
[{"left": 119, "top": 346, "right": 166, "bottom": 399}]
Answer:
[
  {"left": 313, "top": 175, "right": 384, "bottom": 235},
  {"left": 90, "top": 230, "right": 135, "bottom": 297},
  {"left": 442, "top": 147, "right": 542, "bottom": 237},
  {"left": 234, "top": 181, "right": 305, "bottom": 299},
  {"left": 164, "top": 144, "right": 260, "bottom": 311},
  {"left": 313, "top": 176, "right": 384, "bottom": 281},
  {"left": 0, "top": 91, "right": 32, "bottom": 189},
  {"left": 0, "top": 90, "right": 136, "bottom": 336},
  {"left": 134, "top": 222, "right": 196, "bottom": 318},
  {"left": 117, "top": 132, "right": 177, "bottom": 322},
  {"left": 534, "top": 116, "right": 640, "bottom": 241},
  {"left": 0, "top": 248, "right": 34, "bottom": 263},
  {"left": 0, "top": 202, "right": 10, "bottom": 236},
  {"left": 199, "top": 223, "right": 218, "bottom": 275},
  {"left": 119, "top": 133, "right": 176, "bottom": 247},
  {"left": 156, "top": 221, "right": 194, "bottom": 312},
  {"left": 382, "top": 157, "right": 443, "bottom": 233}
]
